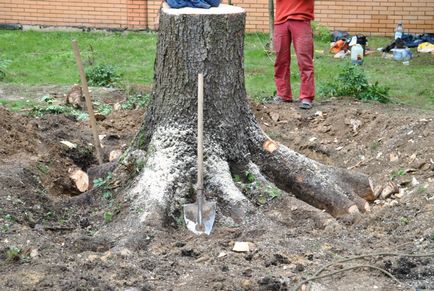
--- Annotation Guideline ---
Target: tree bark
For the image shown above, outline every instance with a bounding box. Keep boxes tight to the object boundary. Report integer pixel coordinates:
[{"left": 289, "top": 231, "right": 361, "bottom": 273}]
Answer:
[{"left": 109, "top": 4, "right": 373, "bottom": 242}]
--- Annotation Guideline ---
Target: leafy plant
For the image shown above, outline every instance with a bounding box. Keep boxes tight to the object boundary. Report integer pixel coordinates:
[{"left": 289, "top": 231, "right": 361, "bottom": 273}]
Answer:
[
  {"left": 312, "top": 22, "right": 331, "bottom": 43},
  {"left": 93, "top": 172, "right": 113, "bottom": 189},
  {"left": 391, "top": 168, "right": 406, "bottom": 179},
  {"left": 6, "top": 246, "right": 21, "bottom": 261},
  {"left": 265, "top": 185, "right": 282, "bottom": 199},
  {"left": 103, "top": 191, "right": 112, "bottom": 200},
  {"left": 399, "top": 216, "right": 410, "bottom": 225},
  {"left": 245, "top": 171, "right": 256, "bottom": 183},
  {"left": 85, "top": 64, "right": 121, "bottom": 87},
  {"left": 96, "top": 103, "right": 112, "bottom": 116},
  {"left": 103, "top": 211, "right": 113, "bottom": 223},
  {"left": 121, "top": 93, "right": 151, "bottom": 110},
  {"left": 319, "top": 64, "right": 390, "bottom": 103}
]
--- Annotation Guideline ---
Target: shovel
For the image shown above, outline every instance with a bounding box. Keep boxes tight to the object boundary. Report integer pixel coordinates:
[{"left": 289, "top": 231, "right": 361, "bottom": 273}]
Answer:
[{"left": 183, "top": 73, "right": 216, "bottom": 235}]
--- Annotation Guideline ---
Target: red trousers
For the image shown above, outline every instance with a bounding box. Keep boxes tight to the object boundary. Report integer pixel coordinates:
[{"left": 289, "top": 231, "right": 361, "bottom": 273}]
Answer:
[{"left": 274, "top": 20, "right": 315, "bottom": 102}]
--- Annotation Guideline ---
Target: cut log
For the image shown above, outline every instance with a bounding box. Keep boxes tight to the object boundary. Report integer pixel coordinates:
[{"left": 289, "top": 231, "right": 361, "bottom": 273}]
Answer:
[{"left": 69, "top": 167, "right": 89, "bottom": 193}]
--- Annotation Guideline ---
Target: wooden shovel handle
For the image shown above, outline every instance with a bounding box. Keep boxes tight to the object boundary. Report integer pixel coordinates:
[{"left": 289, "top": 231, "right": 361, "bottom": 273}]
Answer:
[{"left": 71, "top": 40, "right": 104, "bottom": 165}]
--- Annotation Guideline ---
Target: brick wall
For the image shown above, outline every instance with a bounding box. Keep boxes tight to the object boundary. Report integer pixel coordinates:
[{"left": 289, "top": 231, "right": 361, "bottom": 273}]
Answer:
[
  {"left": 0, "top": 0, "right": 433, "bottom": 35},
  {"left": 0, "top": 0, "right": 129, "bottom": 28}
]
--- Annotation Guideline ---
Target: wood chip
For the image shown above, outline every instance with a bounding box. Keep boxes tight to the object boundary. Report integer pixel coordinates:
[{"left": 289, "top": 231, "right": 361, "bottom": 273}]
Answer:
[{"left": 233, "top": 242, "right": 250, "bottom": 253}]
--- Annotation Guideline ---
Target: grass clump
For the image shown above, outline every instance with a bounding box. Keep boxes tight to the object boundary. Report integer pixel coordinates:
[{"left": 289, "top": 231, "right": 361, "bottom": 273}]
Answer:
[
  {"left": 319, "top": 64, "right": 390, "bottom": 103},
  {"left": 0, "top": 57, "right": 11, "bottom": 81}
]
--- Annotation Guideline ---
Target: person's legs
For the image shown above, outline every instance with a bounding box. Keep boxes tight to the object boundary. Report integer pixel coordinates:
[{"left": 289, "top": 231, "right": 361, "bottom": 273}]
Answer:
[
  {"left": 190, "top": 0, "right": 211, "bottom": 8},
  {"left": 166, "top": 0, "right": 190, "bottom": 8},
  {"left": 274, "top": 21, "right": 293, "bottom": 102},
  {"left": 204, "top": 0, "right": 220, "bottom": 7},
  {"left": 289, "top": 20, "right": 315, "bottom": 104}
]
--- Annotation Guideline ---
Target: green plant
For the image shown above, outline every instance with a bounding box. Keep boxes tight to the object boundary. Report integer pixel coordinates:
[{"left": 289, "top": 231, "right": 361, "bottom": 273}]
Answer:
[
  {"left": 245, "top": 171, "right": 256, "bottom": 183},
  {"left": 391, "top": 168, "right": 406, "bottom": 179},
  {"left": 312, "top": 22, "right": 331, "bottom": 43},
  {"left": 4, "top": 214, "right": 14, "bottom": 222},
  {"left": 85, "top": 64, "right": 121, "bottom": 87},
  {"left": 265, "top": 185, "right": 282, "bottom": 199},
  {"left": 93, "top": 172, "right": 113, "bottom": 189},
  {"left": 103, "top": 211, "right": 113, "bottom": 223},
  {"left": 319, "top": 64, "right": 390, "bottom": 103},
  {"left": 96, "top": 102, "right": 112, "bottom": 116},
  {"left": 399, "top": 216, "right": 410, "bottom": 225},
  {"left": 103, "top": 191, "right": 112, "bottom": 200},
  {"left": 370, "top": 141, "right": 381, "bottom": 151},
  {"left": 233, "top": 175, "right": 241, "bottom": 183},
  {"left": 121, "top": 93, "right": 151, "bottom": 110},
  {"left": 36, "top": 162, "right": 50, "bottom": 174},
  {"left": 6, "top": 246, "right": 21, "bottom": 261},
  {"left": 1, "top": 224, "right": 10, "bottom": 233},
  {"left": 417, "top": 185, "right": 427, "bottom": 193}
]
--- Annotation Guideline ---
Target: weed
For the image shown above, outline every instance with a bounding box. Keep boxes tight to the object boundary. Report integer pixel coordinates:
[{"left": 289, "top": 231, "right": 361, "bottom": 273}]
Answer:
[
  {"left": 121, "top": 93, "right": 151, "bottom": 110},
  {"left": 6, "top": 246, "right": 21, "bottom": 261},
  {"left": 312, "top": 22, "right": 331, "bottom": 43},
  {"left": 103, "top": 211, "right": 113, "bottom": 223},
  {"left": 265, "top": 185, "right": 282, "bottom": 199},
  {"left": 391, "top": 168, "right": 406, "bottom": 179},
  {"left": 319, "top": 64, "right": 390, "bottom": 103},
  {"left": 36, "top": 162, "right": 50, "bottom": 174},
  {"left": 4, "top": 214, "right": 14, "bottom": 222},
  {"left": 93, "top": 172, "right": 113, "bottom": 189},
  {"left": 96, "top": 102, "right": 112, "bottom": 116},
  {"left": 417, "top": 185, "right": 427, "bottom": 193},
  {"left": 399, "top": 216, "right": 410, "bottom": 225},
  {"left": 245, "top": 171, "right": 256, "bottom": 183},
  {"left": 370, "top": 141, "right": 381, "bottom": 151},
  {"left": 85, "top": 64, "right": 121, "bottom": 87},
  {"left": 103, "top": 191, "right": 112, "bottom": 200},
  {"left": 1, "top": 224, "right": 10, "bottom": 233},
  {"left": 233, "top": 175, "right": 241, "bottom": 183}
]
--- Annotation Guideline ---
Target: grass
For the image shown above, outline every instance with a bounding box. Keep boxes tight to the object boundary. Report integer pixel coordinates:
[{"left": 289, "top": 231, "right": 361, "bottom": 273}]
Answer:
[{"left": 0, "top": 30, "right": 433, "bottom": 109}]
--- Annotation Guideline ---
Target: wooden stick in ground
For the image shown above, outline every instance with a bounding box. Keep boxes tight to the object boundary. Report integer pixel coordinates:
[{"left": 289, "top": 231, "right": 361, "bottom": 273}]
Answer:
[{"left": 71, "top": 40, "right": 104, "bottom": 165}]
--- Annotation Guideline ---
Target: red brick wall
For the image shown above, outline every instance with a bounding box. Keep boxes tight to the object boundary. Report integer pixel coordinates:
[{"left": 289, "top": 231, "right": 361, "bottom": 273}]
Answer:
[
  {"left": 0, "top": 0, "right": 433, "bottom": 35},
  {"left": 0, "top": 0, "right": 129, "bottom": 28}
]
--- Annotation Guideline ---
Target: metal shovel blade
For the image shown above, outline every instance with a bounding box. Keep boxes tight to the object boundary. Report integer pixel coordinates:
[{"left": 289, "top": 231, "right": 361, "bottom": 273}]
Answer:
[{"left": 183, "top": 200, "right": 216, "bottom": 235}]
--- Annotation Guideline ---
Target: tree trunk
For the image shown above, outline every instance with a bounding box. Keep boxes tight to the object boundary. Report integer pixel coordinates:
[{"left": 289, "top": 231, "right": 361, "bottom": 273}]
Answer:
[{"left": 103, "top": 4, "right": 373, "bottom": 244}]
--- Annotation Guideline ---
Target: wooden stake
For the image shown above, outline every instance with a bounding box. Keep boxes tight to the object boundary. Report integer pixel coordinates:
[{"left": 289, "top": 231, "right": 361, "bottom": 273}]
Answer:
[{"left": 71, "top": 40, "right": 104, "bottom": 165}]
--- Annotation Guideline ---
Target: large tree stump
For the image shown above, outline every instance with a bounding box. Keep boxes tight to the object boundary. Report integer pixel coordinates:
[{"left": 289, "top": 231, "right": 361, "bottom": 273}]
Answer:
[{"left": 103, "top": 4, "right": 373, "bottom": 243}]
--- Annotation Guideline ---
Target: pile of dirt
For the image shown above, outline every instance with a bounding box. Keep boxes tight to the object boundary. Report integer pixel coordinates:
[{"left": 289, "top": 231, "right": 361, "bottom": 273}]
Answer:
[{"left": 0, "top": 98, "right": 432, "bottom": 290}]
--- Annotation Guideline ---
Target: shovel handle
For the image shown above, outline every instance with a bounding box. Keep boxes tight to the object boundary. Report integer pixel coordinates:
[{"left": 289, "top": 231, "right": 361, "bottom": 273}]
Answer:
[
  {"left": 197, "top": 73, "right": 204, "bottom": 225},
  {"left": 71, "top": 40, "right": 104, "bottom": 165}
]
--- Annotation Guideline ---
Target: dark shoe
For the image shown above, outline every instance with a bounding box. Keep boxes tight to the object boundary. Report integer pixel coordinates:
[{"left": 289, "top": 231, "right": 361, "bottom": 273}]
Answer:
[
  {"left": 272, "top": 96, "right": 293, "bottom": 104},
  {"left": 299, "top": 100, "right": 313, "bottom": 109}
]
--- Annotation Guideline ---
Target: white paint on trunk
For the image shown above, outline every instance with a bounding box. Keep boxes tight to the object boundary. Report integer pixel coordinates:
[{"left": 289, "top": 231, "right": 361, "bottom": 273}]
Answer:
[
  {"left": 163, "top": 3, "right": 245, "bottom": 15},
  {"left": 128, "top": 126, "right": 195, "bottom": 222},
  {"left": 207, "top": 154, "right": 245, "bottom": 202}
]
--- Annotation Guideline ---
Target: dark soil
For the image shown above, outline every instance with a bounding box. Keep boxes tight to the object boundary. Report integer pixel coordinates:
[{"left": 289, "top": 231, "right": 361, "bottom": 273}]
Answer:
[{"left": 0, "top": 89, "right": 433, "bottom": 290}]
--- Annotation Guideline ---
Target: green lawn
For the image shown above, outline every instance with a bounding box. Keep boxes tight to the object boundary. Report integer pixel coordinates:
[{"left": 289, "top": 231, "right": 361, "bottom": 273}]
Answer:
[{"left": 0, "top": 30, "right": 433, "bottom": 108}]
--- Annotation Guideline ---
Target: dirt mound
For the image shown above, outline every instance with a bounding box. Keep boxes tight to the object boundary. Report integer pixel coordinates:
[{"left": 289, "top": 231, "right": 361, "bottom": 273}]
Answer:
[{"left": 0, "top": 100, "right": 432, "bottom": 290}]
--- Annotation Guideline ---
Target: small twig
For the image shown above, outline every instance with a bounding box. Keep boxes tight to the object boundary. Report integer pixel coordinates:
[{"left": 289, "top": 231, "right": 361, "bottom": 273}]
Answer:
[
  {"left": 298, "top": 252, "right": 434, "bottom": 291},
  {"left": 347, "top": 157, "right": 374, "bottom": 170},
  {"left": 293, "top": 264, "right": 401, "bottom": 291}
]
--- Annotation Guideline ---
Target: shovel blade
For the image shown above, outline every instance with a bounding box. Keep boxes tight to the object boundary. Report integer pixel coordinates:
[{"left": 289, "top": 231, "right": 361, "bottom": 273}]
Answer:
[{"left": 183, "top": 201, "right": 216, "bottom": 235}]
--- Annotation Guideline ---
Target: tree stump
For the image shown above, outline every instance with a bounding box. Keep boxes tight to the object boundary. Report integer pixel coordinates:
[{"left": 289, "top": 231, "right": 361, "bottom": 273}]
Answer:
[{"left": 105, "top": 4, "right": 373, "bottom": 243}]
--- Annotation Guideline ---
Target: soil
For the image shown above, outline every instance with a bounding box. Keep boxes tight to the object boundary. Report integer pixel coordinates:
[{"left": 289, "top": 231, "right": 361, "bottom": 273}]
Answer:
[{"left": 0, "top": 86, "right": 433, "bottom": 291}]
